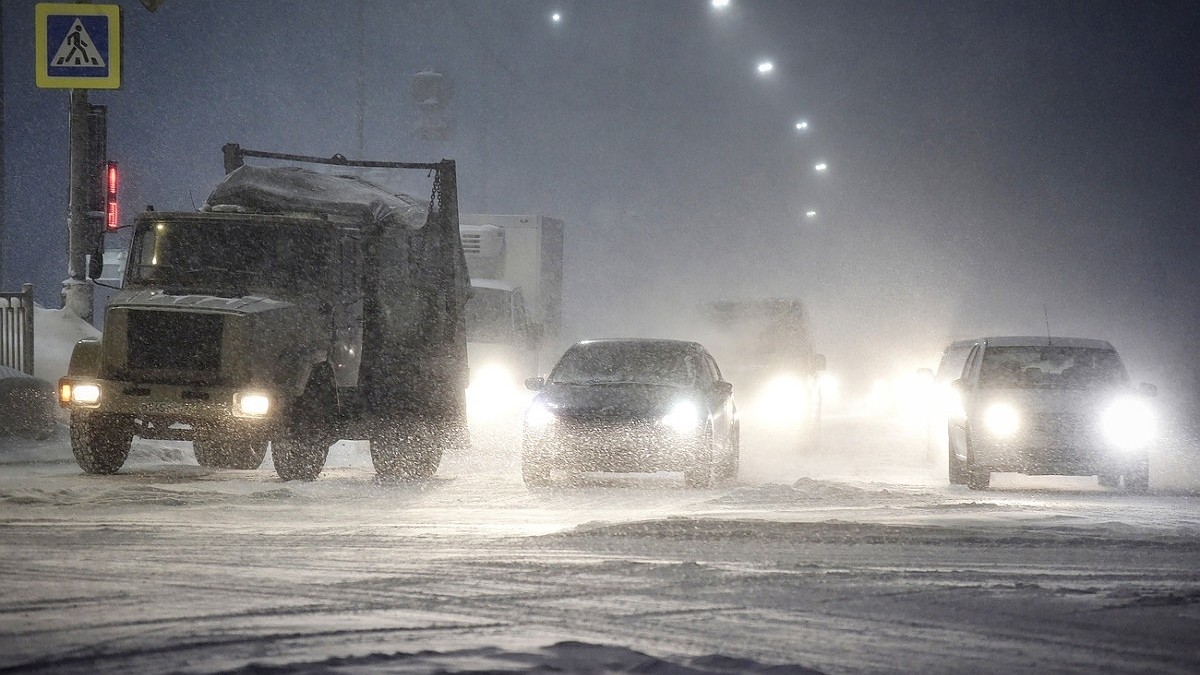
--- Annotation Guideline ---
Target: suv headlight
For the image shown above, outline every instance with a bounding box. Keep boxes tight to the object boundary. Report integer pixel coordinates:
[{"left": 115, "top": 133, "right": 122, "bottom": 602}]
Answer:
[
  {"left": 982, "top": 402, "right": 1020, "bottom": 438},
  {"left": 1101, "top": 397, "right": 1156, "bottom": 449}
]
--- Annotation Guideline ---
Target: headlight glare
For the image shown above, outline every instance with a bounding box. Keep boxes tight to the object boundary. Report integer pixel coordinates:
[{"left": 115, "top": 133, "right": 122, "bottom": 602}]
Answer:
[
  {"left": 525, "top": 401, "right": 557, "bottom": 428},
  {"left": 233, "top": 391, "right": 271, "bottom": 418},
  {"left": 71, "top": 383, "right": 101, "bottom": 406},
  {"left": 1102, "top": 397, "right": 1156, "bottom": 449},
  {"left": 983, "top": 402, "right": 1020, "bottom": 437},
  {"left": 661, "top": 400, "right": 702, "bottom": 433}
]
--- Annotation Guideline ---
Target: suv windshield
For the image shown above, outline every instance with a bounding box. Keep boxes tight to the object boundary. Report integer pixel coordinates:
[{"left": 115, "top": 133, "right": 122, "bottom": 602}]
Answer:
[
  {"left": 550, "top": 342, "right": 701, "bottom": 387},
  {"left": 127, "top": 216, "right": 335, "bottom": 296},
  {"left": 978, "top": 346, "right": 1129, "bottom": 390}
]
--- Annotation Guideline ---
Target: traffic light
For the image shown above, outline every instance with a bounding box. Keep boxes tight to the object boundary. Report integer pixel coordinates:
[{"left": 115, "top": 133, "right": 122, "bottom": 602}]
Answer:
[{"left": 105, "top": 161, "right": 119, "bottom": 232}]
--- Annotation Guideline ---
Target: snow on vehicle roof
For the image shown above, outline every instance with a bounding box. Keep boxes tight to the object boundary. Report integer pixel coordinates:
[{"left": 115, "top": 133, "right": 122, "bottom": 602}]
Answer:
[
  {"left": 984, "top": 336, "right": 1115, "bottom": 349},
  {"left": 203, "top": 165, "right": 429, "bottom": 229}
]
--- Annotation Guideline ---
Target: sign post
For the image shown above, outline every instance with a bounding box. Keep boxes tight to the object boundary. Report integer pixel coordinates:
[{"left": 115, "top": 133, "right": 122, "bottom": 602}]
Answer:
[{"left": 35, "top": 3, "right": 121, "bottom": 323}]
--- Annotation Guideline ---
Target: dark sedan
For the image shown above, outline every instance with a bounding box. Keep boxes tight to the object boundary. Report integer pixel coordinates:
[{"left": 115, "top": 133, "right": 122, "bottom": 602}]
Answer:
[{"left": 522, "top": 339, "right": 739, "bottom": 487}]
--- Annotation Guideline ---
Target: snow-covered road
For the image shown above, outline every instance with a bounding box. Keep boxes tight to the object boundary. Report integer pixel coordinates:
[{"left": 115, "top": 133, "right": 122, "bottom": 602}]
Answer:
[{"left": 2, "top": 413, "right": 1199, "bottom": 674}]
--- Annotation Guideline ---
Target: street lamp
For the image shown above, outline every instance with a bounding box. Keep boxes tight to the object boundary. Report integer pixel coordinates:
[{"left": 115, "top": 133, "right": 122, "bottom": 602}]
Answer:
[
  {"left": 814, "top": 162, "right": 828, "bottom": 172},
  {"left": 795, "top": 120, "right": 809, "bottom": 131},
  {"left": 756, "top": 61, "right": 774, "bottom": 75},
  {"left": 550, "top": 11, "right": 562, "bottom": 24},
  {"left": 712, "top": 0, "right": 731, "bottom": 9}
]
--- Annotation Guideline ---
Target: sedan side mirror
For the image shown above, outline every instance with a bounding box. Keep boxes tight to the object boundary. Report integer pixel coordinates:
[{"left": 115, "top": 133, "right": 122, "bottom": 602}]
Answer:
[
  {"left": 525, "top": 376, "right": 546, "bottom": 391},
  {"left": 714, "top": 380, "right": 733, "bottom": 396}
]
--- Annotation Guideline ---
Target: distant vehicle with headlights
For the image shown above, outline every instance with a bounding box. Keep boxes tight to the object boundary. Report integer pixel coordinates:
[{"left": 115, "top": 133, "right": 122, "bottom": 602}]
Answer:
[
  {"left": 522, "top": 339, "right": 738, "bottom": 488},
  {"left": 459, "top": 214, "right": 563, "bottom": 448},
  {"left": 948, "top": 336, "right": 1157, "bottom": 491},
  {"left": 697, "top": 298, "right": 823, "bottom": 449},
  {"left": 57, "top": 144, "right": 471, "bottom": 481},
  {"left": 920, "top": 338, "right": 979, "bottom": 457}
]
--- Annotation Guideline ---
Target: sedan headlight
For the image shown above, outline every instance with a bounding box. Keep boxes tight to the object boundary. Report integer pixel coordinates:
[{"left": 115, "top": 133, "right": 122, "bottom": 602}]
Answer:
[
  {"left": 1101, "top": 397, "right": 1156, "bottom": 450},
  {"left": 525, "top": 400, "right": 558, "bottom": 429},
  {"left": 982, "top": 402, "right": 1020, "bottom": 438},
  {"left": 660, "top": 400, "right": 702, "bottom": 433}
]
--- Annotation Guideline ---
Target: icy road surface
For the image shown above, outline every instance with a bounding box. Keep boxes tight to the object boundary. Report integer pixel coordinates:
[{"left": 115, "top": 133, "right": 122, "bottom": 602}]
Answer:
[{"left": 1, "top": 413, "right": 1199, "bottom": 674}]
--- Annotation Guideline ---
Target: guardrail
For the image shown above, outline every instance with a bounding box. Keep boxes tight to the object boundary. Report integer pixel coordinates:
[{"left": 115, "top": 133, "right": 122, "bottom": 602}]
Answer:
[{"left": 0, "top": 284, "right": 35, "bottom": 376}]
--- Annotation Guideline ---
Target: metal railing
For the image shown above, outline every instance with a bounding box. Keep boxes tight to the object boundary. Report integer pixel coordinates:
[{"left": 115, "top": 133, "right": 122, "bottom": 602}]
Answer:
[{"left": 0, "top": 284, "right": 35, "bottom": 376}]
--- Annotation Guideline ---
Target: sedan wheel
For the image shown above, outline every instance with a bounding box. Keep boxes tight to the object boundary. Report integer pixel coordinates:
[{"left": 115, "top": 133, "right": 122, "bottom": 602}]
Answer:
[{"left": 684, "top": 425, "right": 716, "bottom": 489}]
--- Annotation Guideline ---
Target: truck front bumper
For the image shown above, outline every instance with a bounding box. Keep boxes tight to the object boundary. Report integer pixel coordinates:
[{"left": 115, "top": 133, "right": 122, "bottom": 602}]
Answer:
[{"left": 58, "top": 377, "right": 278, "bottom": 431}]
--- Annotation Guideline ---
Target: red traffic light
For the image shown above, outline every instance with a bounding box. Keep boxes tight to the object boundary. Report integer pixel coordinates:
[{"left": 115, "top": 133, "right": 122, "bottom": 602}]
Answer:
[{"left": 105, "top": 161, "right": 119, "bottom": 232}]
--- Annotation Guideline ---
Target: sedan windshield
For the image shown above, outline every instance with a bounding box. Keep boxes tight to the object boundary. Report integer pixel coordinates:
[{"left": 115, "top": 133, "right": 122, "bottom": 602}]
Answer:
[
  {"left": 979, "top": 346, "right": 1129, "bottom": 389},
  {"left": 550, "top": 343, "right": 700, "bottom": 387}
]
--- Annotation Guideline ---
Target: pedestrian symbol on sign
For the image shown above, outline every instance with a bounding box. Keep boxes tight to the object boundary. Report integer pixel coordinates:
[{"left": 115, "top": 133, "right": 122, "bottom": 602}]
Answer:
[{"left": 51, "top": 20, "right": 105, "bottom": 68}]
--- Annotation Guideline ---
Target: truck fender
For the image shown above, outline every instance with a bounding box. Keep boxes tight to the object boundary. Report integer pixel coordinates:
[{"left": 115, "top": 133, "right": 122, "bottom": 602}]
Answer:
[{"left": 66, "top": 339, "right": 103, "bottom": 377}]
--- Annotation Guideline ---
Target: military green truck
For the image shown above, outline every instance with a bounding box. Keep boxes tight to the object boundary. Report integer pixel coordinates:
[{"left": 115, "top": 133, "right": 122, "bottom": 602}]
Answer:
[{"left": 58, "top": 145, "right": 471, "bottom": 480}]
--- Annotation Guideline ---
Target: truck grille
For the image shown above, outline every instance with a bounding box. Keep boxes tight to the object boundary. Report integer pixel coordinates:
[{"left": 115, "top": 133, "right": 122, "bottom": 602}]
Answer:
[{"left": 127, "top": 311, "right": 223, "bottom": 376}]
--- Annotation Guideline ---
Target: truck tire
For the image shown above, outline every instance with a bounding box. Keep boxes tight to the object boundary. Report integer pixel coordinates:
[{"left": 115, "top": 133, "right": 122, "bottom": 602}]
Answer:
[
  {"left": 371, "top": 415, "right": 445, "bottom": 479},
  {"left": 271, "top": 375, "right": 336, "bottom": 481},
  {"left": 684, "top": 425, "right": 716, "bottom": 489},
  {"left": 271, "top": 426, "right": 330, "bottom": 481},
  {"left": 194, "top": 431, "right": 268, "bottom": 470},
  {"left": 70, "top": 411, "right": 133, "bottom": 475}
]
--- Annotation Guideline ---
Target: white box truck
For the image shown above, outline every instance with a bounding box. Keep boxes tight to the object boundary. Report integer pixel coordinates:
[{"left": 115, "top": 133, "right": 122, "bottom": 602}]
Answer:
[{"left": 459, "top": 214, "right": 563, "bottom": 447}]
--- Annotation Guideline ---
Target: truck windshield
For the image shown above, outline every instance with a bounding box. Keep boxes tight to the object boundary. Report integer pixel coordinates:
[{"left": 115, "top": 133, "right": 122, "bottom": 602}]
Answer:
[
  {"left": 127, "top": 217, "right": 335, "bottom": 296},
  {"left": 978, "top": 346, "right": 1129, "bottom": 390}
]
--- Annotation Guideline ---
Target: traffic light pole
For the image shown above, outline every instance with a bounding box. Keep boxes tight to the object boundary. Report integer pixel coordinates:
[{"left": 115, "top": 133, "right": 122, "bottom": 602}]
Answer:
[{"left": 64, "top": 88, "right": 94, "bottom": 323}]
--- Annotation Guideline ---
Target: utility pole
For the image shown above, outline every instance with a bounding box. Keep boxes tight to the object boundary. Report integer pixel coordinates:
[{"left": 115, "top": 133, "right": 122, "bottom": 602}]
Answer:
[
  {"left": 0, "top": 0, "right": 6, "bottom": 289},
  {"left": 62, "top": 88, "right": 94, "bottom": 321}
]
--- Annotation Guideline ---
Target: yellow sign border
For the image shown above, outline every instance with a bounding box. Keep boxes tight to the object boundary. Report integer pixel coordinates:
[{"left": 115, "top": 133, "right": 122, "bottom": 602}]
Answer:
[{"left": 35, "top": 3, "right": 122, "bottom": 89}]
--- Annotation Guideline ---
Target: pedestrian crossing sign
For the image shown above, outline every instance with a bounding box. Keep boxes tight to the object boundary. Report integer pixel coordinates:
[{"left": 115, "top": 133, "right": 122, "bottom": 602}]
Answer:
[{"left": 35, "top": 3, "right": 121, "bottom": 89}]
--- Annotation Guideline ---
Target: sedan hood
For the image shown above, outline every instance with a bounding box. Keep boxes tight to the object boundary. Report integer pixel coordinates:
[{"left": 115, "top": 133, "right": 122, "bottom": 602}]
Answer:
[{"left": 537, "top": 382, "right": 696, "bottom": 420}]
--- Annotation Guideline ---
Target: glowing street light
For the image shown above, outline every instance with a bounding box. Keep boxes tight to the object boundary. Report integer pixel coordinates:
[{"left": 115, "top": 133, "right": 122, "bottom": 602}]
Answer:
[
  {"left": 795, "top": 120, "right": 809, "bottom": 131},
  {"left": 814, "top": 162, "right": 828, "bottom": 172},
  {"left": 550, "top": 11, "right": 562, "bottom": 23},
  {"left": 805, "top": 210, "right": 818, "bottom": 219},
  {"left": 756, "top": 61, "right": 774, "bottom": 75},
  {"left": 712, "top": 0, "right": 731, "bottom": 9}
]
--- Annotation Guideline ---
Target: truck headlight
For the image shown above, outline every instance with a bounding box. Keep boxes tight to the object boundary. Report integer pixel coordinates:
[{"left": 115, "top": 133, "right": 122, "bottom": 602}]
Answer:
[
  {"left": 753, "top": 374, "right": 809, "bottom": 427},
  {"left": 661, "top": 400, "right": 702, "bottom": 433},
  {"left": 467, "top": 364, "right": 520, "bottom": 422},
  {"left": 62, "top": 381, "right": 102, "bottom": 407},
  {"left": 982, "top": 402, "right": 1020, "bottom": 438},
  {"left": 232, "top": 391, "right": 271, "bottom": 418},
  {"left": 1101, "top": 397, "right": 1156, "bottom": 450},
  {"left": 525, "top": 401, "right": 557, "bottom": 429}
]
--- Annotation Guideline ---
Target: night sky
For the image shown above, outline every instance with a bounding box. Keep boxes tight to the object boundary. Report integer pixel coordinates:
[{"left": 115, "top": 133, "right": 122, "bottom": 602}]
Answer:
[{"left": 3, "top": 0, "right": 1198, "bottom": 405}]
